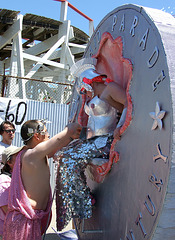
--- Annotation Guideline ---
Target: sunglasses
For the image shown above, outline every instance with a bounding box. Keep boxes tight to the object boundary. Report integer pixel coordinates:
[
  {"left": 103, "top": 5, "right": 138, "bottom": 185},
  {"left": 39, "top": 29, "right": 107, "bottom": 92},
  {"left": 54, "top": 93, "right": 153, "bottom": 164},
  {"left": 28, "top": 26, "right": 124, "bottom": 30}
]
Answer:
[
  {"left": 40, "top": 130, "right": 49, "bottom": 136},
  {"left": 4, "top": 129, "right": 16, "bottom": 133}
]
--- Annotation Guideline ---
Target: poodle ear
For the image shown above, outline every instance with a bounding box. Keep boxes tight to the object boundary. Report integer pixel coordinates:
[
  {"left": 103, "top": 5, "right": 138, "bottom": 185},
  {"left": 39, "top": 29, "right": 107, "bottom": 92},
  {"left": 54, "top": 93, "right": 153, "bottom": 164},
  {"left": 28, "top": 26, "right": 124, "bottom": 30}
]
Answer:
[
  {"left": 93, "top": 32, "right": 132, "bottom": 90},
  {"left": 122, "top": 59, "right": 133, "bottom": 89},
  {"left": 115, "top": 36, "right": 123, "bottom": 55}
]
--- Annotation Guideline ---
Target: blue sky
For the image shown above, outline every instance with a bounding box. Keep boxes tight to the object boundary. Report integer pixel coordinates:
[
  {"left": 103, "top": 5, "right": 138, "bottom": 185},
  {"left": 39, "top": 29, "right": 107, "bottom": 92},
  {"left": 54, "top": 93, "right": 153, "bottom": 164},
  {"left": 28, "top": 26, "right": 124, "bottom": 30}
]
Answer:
[{"left": 1, "top": 0, "right": 174, "bottom": 34}]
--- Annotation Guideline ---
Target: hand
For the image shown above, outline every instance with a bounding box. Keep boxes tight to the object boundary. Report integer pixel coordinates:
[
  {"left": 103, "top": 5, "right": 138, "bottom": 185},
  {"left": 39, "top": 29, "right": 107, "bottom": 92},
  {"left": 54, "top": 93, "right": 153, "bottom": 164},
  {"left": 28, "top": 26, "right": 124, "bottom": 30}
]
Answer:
[
  {"left": 113, "top": 127, "right": 121, "bottom": 140},
  {"left": 66, "top": 123, "right": 82, "bottom": 140}
]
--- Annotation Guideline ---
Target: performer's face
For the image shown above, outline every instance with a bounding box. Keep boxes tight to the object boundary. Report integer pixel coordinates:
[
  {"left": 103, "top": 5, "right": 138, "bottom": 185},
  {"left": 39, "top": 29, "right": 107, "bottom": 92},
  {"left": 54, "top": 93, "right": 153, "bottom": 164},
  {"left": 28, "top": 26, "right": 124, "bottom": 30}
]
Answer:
[
  {"left": 80, "top": 87, "right": 93, "bottom": 99},
  {"left": 86, "top": 90, "right": 93, "bottom": 98}
]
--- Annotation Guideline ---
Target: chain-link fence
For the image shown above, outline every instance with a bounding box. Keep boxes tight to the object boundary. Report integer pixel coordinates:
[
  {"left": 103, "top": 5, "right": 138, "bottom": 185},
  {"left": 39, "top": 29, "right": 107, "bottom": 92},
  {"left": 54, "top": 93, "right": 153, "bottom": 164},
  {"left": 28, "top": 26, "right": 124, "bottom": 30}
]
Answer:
[{"left": 0, "top": 74, "right": 74, "bottom": 104}]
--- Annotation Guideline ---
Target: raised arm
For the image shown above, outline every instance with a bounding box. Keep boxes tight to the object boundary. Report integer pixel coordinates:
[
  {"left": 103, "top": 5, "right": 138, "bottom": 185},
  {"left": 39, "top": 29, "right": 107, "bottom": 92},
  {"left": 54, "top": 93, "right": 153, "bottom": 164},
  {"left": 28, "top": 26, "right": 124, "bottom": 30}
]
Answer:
[
  {"left": 100, "top": 82, "right": 127, "bottom": 139},
  {"left": 106, "top": 82, "right": 127, "bottom": 107},
  {"left": 24, "top": 122, "right": 82, "bottom": 161},
  {"left": 100, "top": 82, "right": 127, "bottom": 113}
]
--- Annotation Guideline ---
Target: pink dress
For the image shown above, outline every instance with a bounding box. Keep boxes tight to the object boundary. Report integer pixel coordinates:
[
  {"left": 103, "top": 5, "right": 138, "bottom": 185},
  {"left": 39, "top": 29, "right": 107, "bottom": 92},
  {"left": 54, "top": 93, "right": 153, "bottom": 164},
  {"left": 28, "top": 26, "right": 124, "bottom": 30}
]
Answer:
[
  {"left": 0, "top": 174, "right": 11, "bottom": 236},
  {"left": 3, "top": 150, "right": 52, "bottom": 240}
]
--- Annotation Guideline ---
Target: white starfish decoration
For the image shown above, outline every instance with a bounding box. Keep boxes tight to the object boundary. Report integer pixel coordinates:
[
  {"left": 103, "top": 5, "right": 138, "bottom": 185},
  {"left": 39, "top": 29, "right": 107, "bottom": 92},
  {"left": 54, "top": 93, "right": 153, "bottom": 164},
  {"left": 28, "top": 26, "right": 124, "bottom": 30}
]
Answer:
[{"left": 149, "top": 102, "right": 166, "bottom": 130}]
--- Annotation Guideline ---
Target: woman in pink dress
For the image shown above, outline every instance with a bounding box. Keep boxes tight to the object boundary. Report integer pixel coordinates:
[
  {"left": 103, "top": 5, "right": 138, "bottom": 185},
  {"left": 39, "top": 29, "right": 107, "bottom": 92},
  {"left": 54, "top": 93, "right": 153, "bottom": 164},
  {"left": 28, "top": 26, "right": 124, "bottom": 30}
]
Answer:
[{"left": 0, "top": 146, "right": 23, "bottom": 239}]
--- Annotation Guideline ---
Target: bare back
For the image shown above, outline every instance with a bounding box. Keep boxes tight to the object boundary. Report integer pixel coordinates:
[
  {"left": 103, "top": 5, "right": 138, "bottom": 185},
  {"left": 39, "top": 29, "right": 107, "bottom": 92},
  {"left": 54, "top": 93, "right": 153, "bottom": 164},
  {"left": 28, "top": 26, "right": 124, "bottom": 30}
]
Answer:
[
  {"left": 19, "top": 121, "right": 81, "bottom": 211},
  {"left": 21, "top": 149, "right": 51, "bottom": 211}
]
